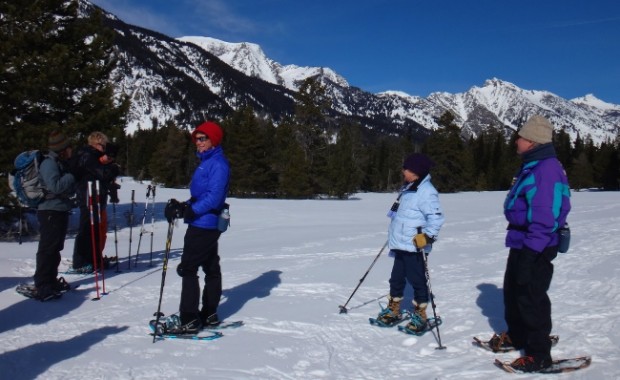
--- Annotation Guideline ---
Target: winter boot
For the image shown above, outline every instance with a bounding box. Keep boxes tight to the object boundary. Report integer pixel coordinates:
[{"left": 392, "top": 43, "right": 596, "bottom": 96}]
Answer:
[
  {"left": 488, "top": 332, "right": 515, "bottom": 352},
  {"left": 53, "top": 277, "right": 71, "bottom": 293},
  {"left": 509, "top": 356, "right": 552, "bottom": 372},
  {"left": 200, "top": 310, "right": 220, "bottom": 327},
  {"left": 405, "top": 302, "right": 428, "bottom": 332},
  {"left": 167, "top": 312, "right": 202, "bottom": 335},
  {"left": 35, "top": 284, "right": 62, "bottom": 302},
  {"left": 377, "top": 296, "right": 403, "bottom": 325}
]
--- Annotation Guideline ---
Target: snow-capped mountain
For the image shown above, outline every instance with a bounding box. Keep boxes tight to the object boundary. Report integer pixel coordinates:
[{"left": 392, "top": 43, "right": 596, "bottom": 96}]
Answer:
[
  {"left": 178, "top": 37, "right": 350, "bottom": 91},
  {"left": 85, "top": 1, "right": 619, "bottom": 143}
]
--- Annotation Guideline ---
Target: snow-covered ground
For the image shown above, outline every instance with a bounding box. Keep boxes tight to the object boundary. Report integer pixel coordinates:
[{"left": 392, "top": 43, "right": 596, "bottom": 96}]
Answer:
[{"left": 1, "top": 178, "right": 619, "bottom": 379}]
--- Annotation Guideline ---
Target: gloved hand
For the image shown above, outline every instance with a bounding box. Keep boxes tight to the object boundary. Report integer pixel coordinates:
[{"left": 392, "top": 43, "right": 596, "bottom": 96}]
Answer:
[
  {"left": 413, "top": 233, "right": 435, "bottom": 249},
  {"left": 183, "top": 204, "right": 197, "bottom": 221},
  {"left": 164, "top": 198, "right": 185, "bottom": 223},
  {"left": 108, "top": 182, "right": 120, "bottom": 204}
]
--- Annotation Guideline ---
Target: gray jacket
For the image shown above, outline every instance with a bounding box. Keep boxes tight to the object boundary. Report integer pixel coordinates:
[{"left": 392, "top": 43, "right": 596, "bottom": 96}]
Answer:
[{"left": 38, "top": 151, "right": 76, "bottom": 212}]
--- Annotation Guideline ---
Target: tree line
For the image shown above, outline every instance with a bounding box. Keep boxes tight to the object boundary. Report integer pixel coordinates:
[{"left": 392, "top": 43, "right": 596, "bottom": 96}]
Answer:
[{"left": 120, "top": 101, "right": 620, "bottom": 197}]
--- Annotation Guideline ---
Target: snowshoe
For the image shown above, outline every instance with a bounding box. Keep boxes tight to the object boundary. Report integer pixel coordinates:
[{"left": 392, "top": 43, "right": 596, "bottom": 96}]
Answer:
[
  {"left": 474, "top": 333, "right": 559, "bottom": 353},
  {"left": 16, "top": 283, "right": 62, "bottom": 301},
  {"left": 398, "top": 316, "right": 442, "bottom": 335}
]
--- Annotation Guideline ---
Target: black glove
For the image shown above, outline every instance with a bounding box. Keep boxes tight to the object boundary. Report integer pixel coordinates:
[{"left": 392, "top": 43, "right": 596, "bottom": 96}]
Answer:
[
  {"left": 164, "top": 199, "right": 185, "bottom": 223},
  {"left": 183, "top": 204, "right": 197, "bottom": 221},
  {"left": 108, "top": 163, "right": 121, "bottom": 178},
  {"left": 105, "top": 143, "right": 119, "bottom": 159},
  {"left": 108, "top": 182, "right": 120, "bottom": 204}
]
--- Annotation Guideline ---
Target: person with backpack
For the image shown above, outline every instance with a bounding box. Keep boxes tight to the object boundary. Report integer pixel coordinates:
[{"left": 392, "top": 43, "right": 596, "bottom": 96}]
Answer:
[
  {"left": 488, "top": 115, "right": 571, "bottom": 372},
  {"left": 69, "top": 131, "right": 120, "bottom": 273},
  {"left": 163, "top": 121, "right": 230, "bottom": 334},
  {"left": 32, "top": 131, "right": 76, "bottom": 300},
  {"left": 375, "top": 153, "right": 445, "bottom": 331}
]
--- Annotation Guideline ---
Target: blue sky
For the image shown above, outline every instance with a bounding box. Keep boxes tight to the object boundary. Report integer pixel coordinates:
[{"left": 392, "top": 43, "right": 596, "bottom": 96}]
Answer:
[{"left": 90, "top": 0, "right": 620, "bottom": 104}]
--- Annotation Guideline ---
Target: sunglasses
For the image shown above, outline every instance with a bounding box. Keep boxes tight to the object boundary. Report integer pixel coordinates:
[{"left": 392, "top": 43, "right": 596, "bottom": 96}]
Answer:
[{"left": 195, "top": 136, "right": 209, "bottom": 142}]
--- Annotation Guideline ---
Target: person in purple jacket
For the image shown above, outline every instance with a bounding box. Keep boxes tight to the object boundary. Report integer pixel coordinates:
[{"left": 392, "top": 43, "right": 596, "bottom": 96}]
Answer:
[
  {"left": 164, "top": 121, "right": 230, "bottom": 333},
  {"left": 489, "top": 115, "right": 571, "bottom": 372}
]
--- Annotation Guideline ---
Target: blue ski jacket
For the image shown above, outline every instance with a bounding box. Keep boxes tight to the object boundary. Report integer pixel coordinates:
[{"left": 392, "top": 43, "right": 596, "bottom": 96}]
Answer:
[
  {"left": 388, "top": 174, "right": 445, "bottom": 253},
  {"left": 185, "top": 146, "right": 230, "bottom": 230}
]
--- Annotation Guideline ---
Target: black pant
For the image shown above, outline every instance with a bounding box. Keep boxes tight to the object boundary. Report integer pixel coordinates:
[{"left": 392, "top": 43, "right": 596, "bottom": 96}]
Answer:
[
  {"left": 389, "top": 249, "right": 429, "bottom": 304},
  {"left": 177, "top": 226, "right": 222, "bottom": 321},
  {"left": 504, "top": 247, "right": 557, "bottom": 361},
  {"left": 34, "top": 210, "right": 69, "bottom": 287},
  {"left": 72, "top": 206, "right": 101, "bottom": 268}
]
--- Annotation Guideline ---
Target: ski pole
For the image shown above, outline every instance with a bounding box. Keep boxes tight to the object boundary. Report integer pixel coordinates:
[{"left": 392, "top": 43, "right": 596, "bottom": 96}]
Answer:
[
  {"left": 18, "top": 205, "right": 23, "bottom": 245},
  {"left": 418, "top": 227, "right": 445, "bottom": 349},
  {"left": 113, "top": 201, "right": 121, "bottom": 273},
  {"left": 149, "top": 185, "right": 156, "bottom": 267},
  {"left": 88, "top": 181, "right": 101, "bottom": 300},
  {"left": 339, "top": 240, "right": 388, "bottom": 314},
  {"left": 135, "top": 185, "right": 152, "bottom": 267},
  {"left": 127, "top": 189, "right": 135, "bottom": 269},
  {"left": 95, "top": 181, "right": 107, "bottom": 295},
  {"left": 152, "top": 221, "right": 175, "bottom": 343}
]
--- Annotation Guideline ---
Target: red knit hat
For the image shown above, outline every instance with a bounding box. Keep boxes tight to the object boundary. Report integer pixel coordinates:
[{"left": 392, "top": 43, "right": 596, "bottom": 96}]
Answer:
[{"left": 192, "top": 121, "right": 223, "bottom": 147}]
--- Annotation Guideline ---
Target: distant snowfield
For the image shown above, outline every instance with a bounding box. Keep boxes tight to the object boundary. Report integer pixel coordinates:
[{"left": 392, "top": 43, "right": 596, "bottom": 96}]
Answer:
[{"left": 1, "top": 178, "right": 619, "bottom": 379}]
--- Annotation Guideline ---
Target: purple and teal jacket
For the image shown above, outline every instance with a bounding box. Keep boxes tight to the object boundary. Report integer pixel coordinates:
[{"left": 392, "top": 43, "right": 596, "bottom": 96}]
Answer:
[{"left": 504, "top": 143, "right": 571, "bottom": 253}]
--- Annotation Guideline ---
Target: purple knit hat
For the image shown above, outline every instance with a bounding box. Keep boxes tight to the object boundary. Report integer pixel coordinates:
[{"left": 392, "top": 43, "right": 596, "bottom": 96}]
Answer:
[{"left": 403, "top": 153, "right": 435, "bottom": 178}]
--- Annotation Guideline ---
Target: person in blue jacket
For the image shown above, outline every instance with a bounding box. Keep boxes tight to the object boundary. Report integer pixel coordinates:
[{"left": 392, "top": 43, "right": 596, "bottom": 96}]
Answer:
[
  {"left": 376, "top": 153, "right": 445, "bottom": 332},
  {"left": 165, "top": 121, "right": 230, "bottom": 333}
]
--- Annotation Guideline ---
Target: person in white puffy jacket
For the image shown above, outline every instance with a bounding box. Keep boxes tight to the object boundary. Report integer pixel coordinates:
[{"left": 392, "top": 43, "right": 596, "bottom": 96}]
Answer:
[{"left": 377, "top": 153, "right": 445, "bottom": 332}]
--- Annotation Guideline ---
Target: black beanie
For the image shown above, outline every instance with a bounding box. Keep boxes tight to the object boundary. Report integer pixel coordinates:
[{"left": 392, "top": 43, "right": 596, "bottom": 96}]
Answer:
[{"left": 403, "top": 153, "right": 434, "bottom": 178}]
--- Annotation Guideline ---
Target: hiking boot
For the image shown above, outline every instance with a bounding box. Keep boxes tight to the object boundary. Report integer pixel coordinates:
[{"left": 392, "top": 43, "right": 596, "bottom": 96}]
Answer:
[
  {"left": 53, "top": 277, "right": 71, "bottom": 293},
  {"left": 103, "top": 256, "right": 117, "bottom": 269},
  {"left": 168, "top": 317, "right": 202, "bottom": 335},
  {"left": 35, "top": 284, "right": 61, "bottom": 302},
  {"left": 488, "top": 332, "right": 515, "bottom": 352},
  {"left": 510, "top": 356, "right": 552, "bottom": 372},
  {"left": 405, "top": 302, "right": 428, "bottom": 332},
  {"left": 68, "top": 264, "right": 94, "bottom": 274},
  {"left": 377, "top": 296, "right": 403, "bottom": 325},
  {"left": 201, "top": 312, "right": 221, "bottom": 327}
]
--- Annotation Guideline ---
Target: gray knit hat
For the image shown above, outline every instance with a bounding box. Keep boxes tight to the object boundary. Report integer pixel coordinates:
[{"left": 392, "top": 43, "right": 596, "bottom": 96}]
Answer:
[
  {"left": 48, "top": 130, "right": 70, "bottom": 153},
  {"left": 518, "top": 115, "right": 554, "bottom": 144}
]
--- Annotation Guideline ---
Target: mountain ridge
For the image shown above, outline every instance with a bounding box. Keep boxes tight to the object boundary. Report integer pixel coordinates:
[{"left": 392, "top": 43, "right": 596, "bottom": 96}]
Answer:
[{"left": 85, "top": 1, "right": 619, "bottom": 143}]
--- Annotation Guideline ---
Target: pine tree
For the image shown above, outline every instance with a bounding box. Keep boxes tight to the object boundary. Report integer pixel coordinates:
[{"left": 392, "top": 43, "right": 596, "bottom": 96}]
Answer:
[
  {"left": 292, "top": 77, "right": 331, "bottom": 195},
  {"left": 222, "top": 106, "right": 277, "bottom": 197},
  {"left": 423, "top": 111, "right": 474, "bottom": 192},
  {"left": 326, "top": 122, "right": 364, "bottom": 198},
  {"left": 149, "top": 125, "right": 191, "bottom": 188},
  {"left": 0, "top": 0, "right": 128, "bottom": 205},
  {"left": 272, "top": 120, "right": 312, "bottom": 198}
]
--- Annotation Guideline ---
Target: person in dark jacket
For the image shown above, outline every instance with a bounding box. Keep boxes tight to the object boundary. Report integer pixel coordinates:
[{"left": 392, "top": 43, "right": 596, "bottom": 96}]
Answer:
[
  {"left": 69, "top": 132, "right": 120, "bottom": 273},
  {"left": 33, "top": 131, "right": 76, "bottom": 300},
  {"left": 165, "top": 121, "right": 230, "bottom": 333},
  {"left": 489, "top": 115, "right": 571, "bottom": 372}
]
